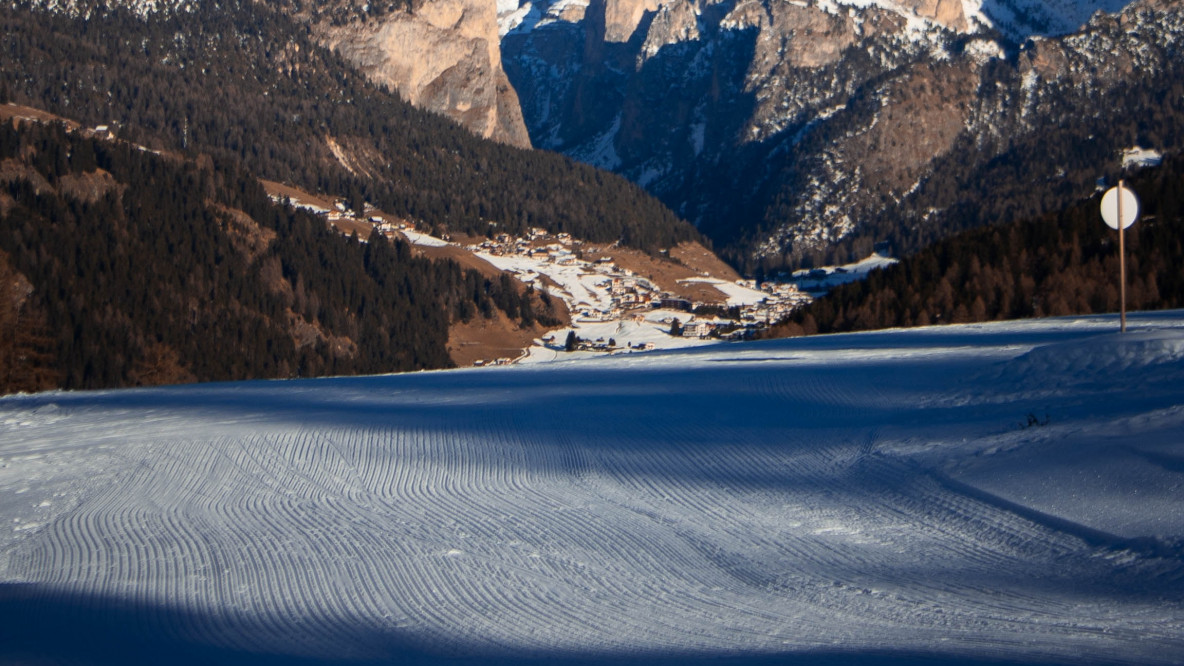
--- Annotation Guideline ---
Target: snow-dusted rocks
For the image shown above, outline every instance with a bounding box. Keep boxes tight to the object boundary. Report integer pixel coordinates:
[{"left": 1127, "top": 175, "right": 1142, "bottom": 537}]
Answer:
[
  {"left": 3, "top": 311, "right": 1183, "bottom": 664},
  {"left": 501, "top": 0, "right": 1170, "bottom": 269}
]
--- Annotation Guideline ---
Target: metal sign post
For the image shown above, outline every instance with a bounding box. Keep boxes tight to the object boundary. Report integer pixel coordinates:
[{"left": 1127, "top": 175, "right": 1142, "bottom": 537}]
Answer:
[
  {"left": 1100, "top": 181, "right": 1140, "bottom": 332},
  {"left": 1119, "top": 178, "right": 1127, "bottom": 333}
]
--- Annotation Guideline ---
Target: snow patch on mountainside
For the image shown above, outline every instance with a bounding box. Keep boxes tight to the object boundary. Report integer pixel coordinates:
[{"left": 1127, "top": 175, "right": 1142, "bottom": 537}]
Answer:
[
  {"left": 804, "top": 0, "right": 1135, "bottom": 39},
  {"left": 568, "top": 113, "right": 622, "bottom": 170},
  {"left": 973, "top": 0, "right": 1135, "bottom": 39},
  {"left": 499, "top": 0, "right": 590, "bottom": 35},
  {"left": 790, "top": 252, "right": 899, "bottom": 295}
]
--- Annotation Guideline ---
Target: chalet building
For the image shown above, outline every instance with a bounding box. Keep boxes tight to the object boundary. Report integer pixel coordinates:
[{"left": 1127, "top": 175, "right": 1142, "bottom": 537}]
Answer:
[{"left": 682, "top": 320, "right": 713, "bottom": 338}]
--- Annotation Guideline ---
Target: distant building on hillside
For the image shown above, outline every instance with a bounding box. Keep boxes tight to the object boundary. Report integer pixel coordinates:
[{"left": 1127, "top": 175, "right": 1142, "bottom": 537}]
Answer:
[{"left": 658, "top": 298, "right": 693, "bottom": 311}]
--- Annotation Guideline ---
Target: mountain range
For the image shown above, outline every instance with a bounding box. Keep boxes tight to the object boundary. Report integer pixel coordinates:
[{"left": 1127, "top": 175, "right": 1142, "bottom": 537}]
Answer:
[
  {"left": 277, "top": 0, "right": 1184, "bottom": 271},
  {"left": 498, "top": 0, "right": 1184, "bottom": 270},
  {"left": 13, "top": 0, "right": 1182, "bottom": 273}
]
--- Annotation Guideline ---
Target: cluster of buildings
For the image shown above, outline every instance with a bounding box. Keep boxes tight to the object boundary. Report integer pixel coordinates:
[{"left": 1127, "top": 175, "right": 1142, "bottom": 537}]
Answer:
[
  {"left": 369, "top": 214, "right": 414, "bottom": 236},
  {"left": 472, "top": 228, "right": 812, "bottom": 340},
  {"left": 738, "top": 281, "right": 813, "bottom": 325},
  {"left": 603, "top": 275, "right": 662, "bottom": 313},
  {"left": 475, "top": 229, "right": 581, "bottom": 264},
  {"left": 302, "top": 203, "right": 814, "bottom": 346},
  {"left": 254, "top": 179, "right": 824, "bottom": 364}
]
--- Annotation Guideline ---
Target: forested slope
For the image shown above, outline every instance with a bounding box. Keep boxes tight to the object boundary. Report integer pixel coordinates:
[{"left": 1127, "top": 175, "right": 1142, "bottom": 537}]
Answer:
[
  {"left": 767, "top": 155, "right": 1184, "bottom": 337},
  {"left": 0, "top": 120, "right": 556, "bottom": 393},
  {"left": 0, "top": 0, "right": 697, "bottom": 252}
]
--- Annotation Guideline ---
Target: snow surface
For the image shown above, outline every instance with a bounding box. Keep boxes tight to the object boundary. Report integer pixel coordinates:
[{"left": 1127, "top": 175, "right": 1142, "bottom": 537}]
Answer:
[
  {"left": 475, "top": 249, "right": 614, "bottom": 314},
  {"left": 398, "top": 227, "right": 449, "bottom": 247},
  {"left": 497, "top": 0, "right": 538, "bottom": 37},
  {"left": 520, "top": 308, "right": 719, "bottom": 364},
  {"left": 971, "top": 0, "right": 1135, "bottom": 39},
  {"left": 499, "top": 0, "right": 592, "bottom": 35},
  {"left": 791, "top": 252, "right": 899, "bottom": 296},
  {"left": 2, "top": 312, "right": 1183, "bottom": 665},
  {"left": 1123, "top": 146, "right": 1164, "bottom": 170}
]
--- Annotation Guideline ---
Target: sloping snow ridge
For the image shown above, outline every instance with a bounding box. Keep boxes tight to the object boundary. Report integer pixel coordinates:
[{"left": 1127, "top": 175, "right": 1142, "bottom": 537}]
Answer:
[
  {"left": 791, "top": 252, "right": 899, "bottom": 296},
  {"left": 2, "top": 312, "right": 1183, "bottom": 665},
  {"left": 998, "top": 329, "right": 1184, "bottom": 388}
]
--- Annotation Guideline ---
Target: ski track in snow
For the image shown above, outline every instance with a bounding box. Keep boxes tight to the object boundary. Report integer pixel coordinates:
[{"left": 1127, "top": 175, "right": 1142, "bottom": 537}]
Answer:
[{"left": 2, "top": 313, "right": 1183, "bottom": 664}]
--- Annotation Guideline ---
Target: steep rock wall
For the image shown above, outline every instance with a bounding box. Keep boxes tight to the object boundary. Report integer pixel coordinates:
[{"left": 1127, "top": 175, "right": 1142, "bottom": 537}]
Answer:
[{"left": 319, "top": 0, "right": 531, "bottom": 148}]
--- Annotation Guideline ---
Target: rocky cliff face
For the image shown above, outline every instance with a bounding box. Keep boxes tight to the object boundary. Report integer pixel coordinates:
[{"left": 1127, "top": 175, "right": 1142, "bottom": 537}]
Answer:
[
  {"left": 501, "top": 0, "right": 1181, "bottom": 270},
  {"left": 897, "top": 0, "right": 968, "bottom": 30},
  {"left": 603, "top": 0, "right": 671, "bottom": 41},
  {"left": 317, "top": 0, "right": 532, "bottom": 148}
]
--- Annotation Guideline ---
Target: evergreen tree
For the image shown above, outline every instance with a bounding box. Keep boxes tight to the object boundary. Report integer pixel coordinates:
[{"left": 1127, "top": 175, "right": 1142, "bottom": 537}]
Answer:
[
  {"left": 766, "top": 153, "right": 1184, "bottom": 338},
  {"left": 0, "top": 119, "right": 564, "bottom": 392}
]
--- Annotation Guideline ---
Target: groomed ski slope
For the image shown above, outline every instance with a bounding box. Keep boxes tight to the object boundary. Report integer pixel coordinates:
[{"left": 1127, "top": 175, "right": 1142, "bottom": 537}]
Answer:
[{"left": 2, "top": 312, "right": 1183, "bottom": 665}]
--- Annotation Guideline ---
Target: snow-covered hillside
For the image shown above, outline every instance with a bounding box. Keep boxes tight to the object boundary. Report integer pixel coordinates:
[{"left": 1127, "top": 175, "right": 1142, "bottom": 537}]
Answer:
[{"left": 2, "top": 312, "right": 1183, "bottom": 665}]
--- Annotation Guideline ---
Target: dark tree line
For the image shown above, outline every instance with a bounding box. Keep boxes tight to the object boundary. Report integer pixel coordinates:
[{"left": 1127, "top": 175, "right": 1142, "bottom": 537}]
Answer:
[
  {"left": 0, "top": 120, "right": 556, "bottom": 393},
  {"left": 765, "top": 153, "right": 1184, "bottom": 338},
  {"left": 0, "top": 0, "right": 699, "bottom": 254},
  {"left": 0, "top": 249, "right": 60, "bottom": 393}
]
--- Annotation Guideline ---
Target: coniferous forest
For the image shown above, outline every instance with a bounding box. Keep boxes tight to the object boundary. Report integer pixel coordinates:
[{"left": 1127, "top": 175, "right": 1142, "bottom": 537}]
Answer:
[
  {"left": 0, "top": 0, "right": 696, "bottom": 394},
  {"left": 0, "top": 1, "right": 698, "bottom": 252},
  {"left": 766, "top": 154, "right": 1184, "bottom": 338},
  {"left": 0, "top": 120, "right": 557, "bottom": 393}
]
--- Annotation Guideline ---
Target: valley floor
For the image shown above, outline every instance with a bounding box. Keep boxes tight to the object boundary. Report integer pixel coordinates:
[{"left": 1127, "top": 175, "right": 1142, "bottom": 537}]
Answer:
[{"left": 1, "top": 312, "right": 1182, "bottom": 665}]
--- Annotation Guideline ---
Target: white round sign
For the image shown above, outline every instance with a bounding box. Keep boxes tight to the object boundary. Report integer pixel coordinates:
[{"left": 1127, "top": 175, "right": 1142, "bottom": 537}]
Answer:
[{"left": 1101, "top": 185, "right": 1139, "bottom": 230}]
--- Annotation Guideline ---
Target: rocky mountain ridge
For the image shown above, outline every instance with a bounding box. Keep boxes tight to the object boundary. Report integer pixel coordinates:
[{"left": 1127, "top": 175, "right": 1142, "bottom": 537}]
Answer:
[{"left": 499, "top": 0, "right": 1182, "bottom": 271}]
